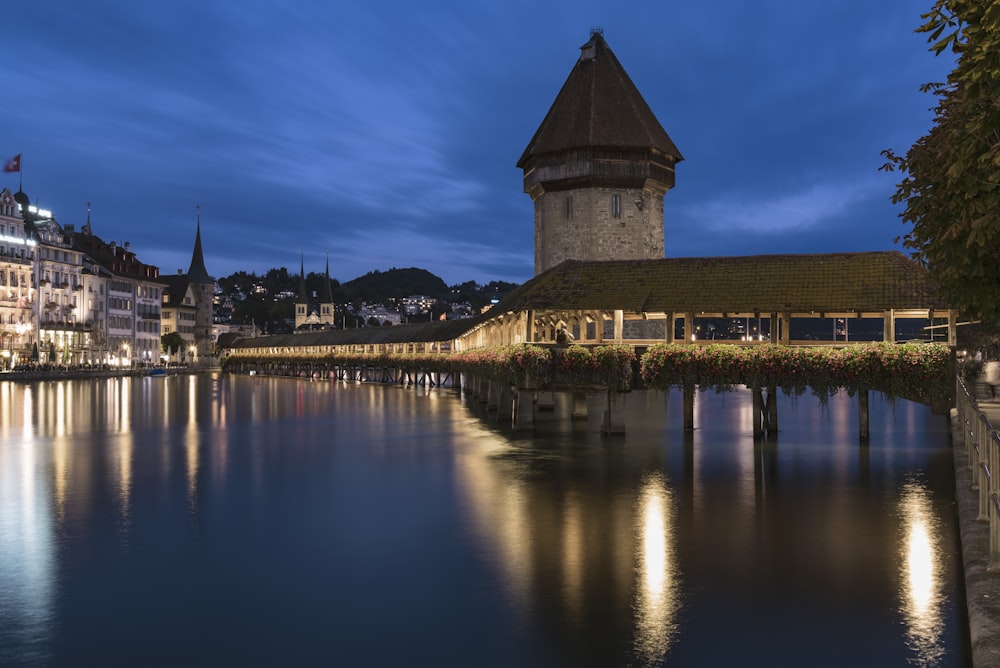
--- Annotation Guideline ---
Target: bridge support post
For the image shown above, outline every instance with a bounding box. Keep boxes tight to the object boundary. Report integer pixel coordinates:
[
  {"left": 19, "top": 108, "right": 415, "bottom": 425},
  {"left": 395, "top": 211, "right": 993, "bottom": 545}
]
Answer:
[
  {"left": 486, "top": 380, "right": 499, "bottom": 411},
  {"left": 496, "top": 383, "right": 513, "bottom": 421},
  {"left": 514, "top": 389, "right": 534, "bottom": 431},
  {"left": 766, "top": 384, "right": 778, "bottom": 433},
  {"left": 752, "top": 388, "right": 763, "bottom": 436},
  {"left": 683, "top": 383, "right": 695, "bottom": 430},
  {"left": 536, "top": 391, "right": 555, "bottom": 411},
  {"left": 859, "top": 388, "right": 870, "bottom": 442},
  {"left": 571, "top": 391, "right": 588, "bottom": 420},
  {"left": 602, "top": 388, "right": 625, "bottom": 434}
]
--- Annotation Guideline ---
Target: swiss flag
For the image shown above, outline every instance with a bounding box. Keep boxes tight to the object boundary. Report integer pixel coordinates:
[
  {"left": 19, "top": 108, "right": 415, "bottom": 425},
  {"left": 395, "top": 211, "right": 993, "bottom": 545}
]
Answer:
[{"left": 3, "top": 154, "right": 21, "bottom": 173}]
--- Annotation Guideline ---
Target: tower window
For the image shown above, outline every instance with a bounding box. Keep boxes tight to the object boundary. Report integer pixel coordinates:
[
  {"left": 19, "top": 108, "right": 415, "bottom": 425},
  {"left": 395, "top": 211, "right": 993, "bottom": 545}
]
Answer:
[
  {"left": 611, "top": 195, "right": 621, "bottom": 218},
  {"left": 564, "top": 196, "right": 573, "bottom": 220}
]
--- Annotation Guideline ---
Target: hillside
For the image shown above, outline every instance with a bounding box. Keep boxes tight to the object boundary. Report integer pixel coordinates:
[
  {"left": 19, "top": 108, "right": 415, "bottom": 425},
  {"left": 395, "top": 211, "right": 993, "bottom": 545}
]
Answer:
[{"left": 342, "top": 267, "right": 449, "bottom": 302}]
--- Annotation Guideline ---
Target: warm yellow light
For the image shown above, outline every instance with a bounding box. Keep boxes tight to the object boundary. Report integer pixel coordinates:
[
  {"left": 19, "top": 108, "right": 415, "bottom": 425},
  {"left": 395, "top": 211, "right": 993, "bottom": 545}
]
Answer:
[
  {"left": 633, "top": 472, "right": 680, "bottom": 664},
  {"left": 899, "top": 481, "right": 944, "bottom": 664}
]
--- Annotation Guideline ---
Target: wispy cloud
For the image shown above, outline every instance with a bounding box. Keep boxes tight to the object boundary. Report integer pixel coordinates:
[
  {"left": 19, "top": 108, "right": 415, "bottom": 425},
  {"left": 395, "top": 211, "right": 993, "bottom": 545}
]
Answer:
[{"left": 679, "top": 178, "right": 885, "bottom": 235}]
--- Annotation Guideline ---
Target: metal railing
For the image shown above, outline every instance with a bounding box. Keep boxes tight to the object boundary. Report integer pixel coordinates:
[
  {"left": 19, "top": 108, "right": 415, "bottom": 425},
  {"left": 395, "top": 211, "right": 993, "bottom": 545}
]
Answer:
[{"left": 955, "top": 375, "right": 1000, "bottom": 566}]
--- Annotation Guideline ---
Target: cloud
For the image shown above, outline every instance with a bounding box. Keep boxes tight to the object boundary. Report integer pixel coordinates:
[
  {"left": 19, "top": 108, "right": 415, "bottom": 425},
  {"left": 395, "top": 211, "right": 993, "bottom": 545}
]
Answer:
[{"left": 679, "top": 178, "right": 884, "bottom": 235}]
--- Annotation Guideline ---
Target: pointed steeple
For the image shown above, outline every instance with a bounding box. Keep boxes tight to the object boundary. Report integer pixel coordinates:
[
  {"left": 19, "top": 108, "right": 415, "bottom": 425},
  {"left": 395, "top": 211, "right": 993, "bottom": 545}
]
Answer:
[
  {"left": 82, "top": 201, "right": 93, "bottom": 235},
  {"left": 187, "top": 205, "right": 213, "bottom": 284},
  {"left": 321, "top": 252, "right": 334, "bottom": 303},
  {"left": 298, "top": 251, "right": 309, "bottom": 304}
]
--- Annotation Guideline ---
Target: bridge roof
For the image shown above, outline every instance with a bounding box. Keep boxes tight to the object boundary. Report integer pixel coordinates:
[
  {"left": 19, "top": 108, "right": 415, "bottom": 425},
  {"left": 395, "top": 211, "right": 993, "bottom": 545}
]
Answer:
[
  {"left": 231, "top": 316, "right": 485, "bottom": 350},
  {"left": 497, "top": 251, "right": 949, "bottom": 314},
  {"left": 229, "top": 251, "right": 950, "bottom": 352}
]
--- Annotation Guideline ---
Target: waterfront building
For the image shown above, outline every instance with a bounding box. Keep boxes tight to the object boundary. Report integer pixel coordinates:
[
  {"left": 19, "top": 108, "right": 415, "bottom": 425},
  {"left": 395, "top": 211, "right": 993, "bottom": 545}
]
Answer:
[
  {"left": 519, "top": 29, "right": 683, "bottom": 275},
  {"left": 160, "top": 273, "right": 200, "bottom": 363},
  {"left": 33, "top": 214, "right": 90, "bottom": 365},
  {"left": 0, "top": 188, "right": 37, "bottom": 369},
  {"left": 70, "top": 218, "right": 162, "bottom": 367},
  {"left": 160, "top": 217, "right": 215, "bottom": 362},
  {"left": 0, "top": 189, "right": 36, "bottom": 368}
]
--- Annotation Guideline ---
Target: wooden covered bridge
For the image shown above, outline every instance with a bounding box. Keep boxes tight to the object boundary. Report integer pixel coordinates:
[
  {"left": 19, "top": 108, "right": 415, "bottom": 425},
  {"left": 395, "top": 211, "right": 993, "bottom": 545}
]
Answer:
[
  {"left": 222, "top": 251, "right": 957, "bottom": 436},
  {"left": 225, "top": 251, "right": 956, "bottom": 355}
]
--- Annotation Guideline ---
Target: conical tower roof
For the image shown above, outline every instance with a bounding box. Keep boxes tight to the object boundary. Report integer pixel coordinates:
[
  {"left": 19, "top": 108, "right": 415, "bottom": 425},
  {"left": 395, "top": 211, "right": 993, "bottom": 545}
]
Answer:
[
  {"left": 187, "top": 210, "right": 212, "bottom": 284},
  {"left": 517, "top": 30, "right": 682, "bottom": 168}
]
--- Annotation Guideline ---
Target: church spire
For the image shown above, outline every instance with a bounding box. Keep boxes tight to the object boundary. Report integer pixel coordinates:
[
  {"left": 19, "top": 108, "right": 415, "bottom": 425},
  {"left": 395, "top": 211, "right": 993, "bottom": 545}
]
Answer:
[
  {"left": 187, "top": 204, "right": 213, "bottom": 284},
  {"left": 82, "top": 201, "right": 92, "bottom": 235},
  {"left": 298, "top": 251, "right": 308, "bottom": 304},
  {"left": 321, "top": 251, "right": 334, "bottom": 303}
]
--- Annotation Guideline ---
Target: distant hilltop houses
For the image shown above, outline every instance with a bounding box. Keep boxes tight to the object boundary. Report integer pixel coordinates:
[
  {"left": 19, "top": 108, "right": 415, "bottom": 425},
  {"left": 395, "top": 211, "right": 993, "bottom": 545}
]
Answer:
[{"left": 0, "top": 188, "right": 213, "bottom": 369}]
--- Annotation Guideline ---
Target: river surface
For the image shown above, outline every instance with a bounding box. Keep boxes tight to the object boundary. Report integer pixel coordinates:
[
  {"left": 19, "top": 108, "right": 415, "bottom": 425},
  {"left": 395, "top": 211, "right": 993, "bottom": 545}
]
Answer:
[{"left": 0, "top": 373, "right": 970, "bottom": 667}]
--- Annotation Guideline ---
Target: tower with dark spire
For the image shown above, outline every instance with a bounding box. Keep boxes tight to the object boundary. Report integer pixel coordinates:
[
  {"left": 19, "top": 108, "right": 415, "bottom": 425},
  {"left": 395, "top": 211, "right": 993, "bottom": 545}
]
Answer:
[
  {"left": 518, "top": 30, "right": 683, "bottom": 275},
  {"left": 186, "top": 206, "right": 215, "bottom": 359},
  {"left": 295, "top": 252, "right": 310, "bottom": 329},
  {"left": 319, "top": 253, "right": 336, "bottom": 326}
]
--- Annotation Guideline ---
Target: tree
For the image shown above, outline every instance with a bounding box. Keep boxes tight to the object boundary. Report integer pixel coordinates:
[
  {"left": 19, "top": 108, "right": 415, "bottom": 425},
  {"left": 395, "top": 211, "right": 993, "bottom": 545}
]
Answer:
[
  {"left": 882, "top": 0, "right": 1000, "bottom": 323},
  {"left": 161, "top": 332, "right": 185, "bottom": 359}
]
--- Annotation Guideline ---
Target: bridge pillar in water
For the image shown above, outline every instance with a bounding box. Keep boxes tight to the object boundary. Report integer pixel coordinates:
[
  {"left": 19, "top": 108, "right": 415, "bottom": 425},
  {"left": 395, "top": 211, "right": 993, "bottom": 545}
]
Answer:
[
  {"left": 767, "top": 384, "right": 778, "bottom": 433},
  {"left": 514, "top": 389, "right": 535, "bottom": 430},
  {"left": 602, "top": 389, "right": 626, "bottom": 434},
  {"left": 859, "top": 388, "right": 870, "bottom": 442},
  {"left": 486, "top": 380, "right": 500, "bottom": 411},
  {"left": 496, "top": 383, "right": 513, "bottom": 421},
  {"left": 752, "top": 386, "right": 779, "bottom": 436},
  {"left": 536, "top": 391, "right": 555, "bottom": 411},
  {"left": 571, "top": 392, "right": 588, "bottom": 420},
  {"left": 683, "top": 383, "right": 695, "bottom": 430}
]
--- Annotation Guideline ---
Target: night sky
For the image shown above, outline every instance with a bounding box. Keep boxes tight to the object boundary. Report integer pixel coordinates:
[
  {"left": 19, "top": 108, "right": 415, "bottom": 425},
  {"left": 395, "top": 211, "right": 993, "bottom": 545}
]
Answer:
[{"left": 4, "top": 1, "right": 954, "bottom": 286}]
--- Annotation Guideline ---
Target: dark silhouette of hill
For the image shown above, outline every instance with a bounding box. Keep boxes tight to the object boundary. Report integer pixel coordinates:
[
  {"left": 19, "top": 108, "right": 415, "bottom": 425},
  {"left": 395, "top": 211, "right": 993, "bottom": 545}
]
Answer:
[{"left": 342, "top": 267, "right": 448, "bottom": 302}]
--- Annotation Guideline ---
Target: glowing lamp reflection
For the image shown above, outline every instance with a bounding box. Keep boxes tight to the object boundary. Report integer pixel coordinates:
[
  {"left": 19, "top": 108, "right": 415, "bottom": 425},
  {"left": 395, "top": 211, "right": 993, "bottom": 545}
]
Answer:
[
  {"left": 633, "top": 472, "right": 680, "bottom": 664},
  {"left": 899, "top": 480, "right": 945, "bottom": 665}
]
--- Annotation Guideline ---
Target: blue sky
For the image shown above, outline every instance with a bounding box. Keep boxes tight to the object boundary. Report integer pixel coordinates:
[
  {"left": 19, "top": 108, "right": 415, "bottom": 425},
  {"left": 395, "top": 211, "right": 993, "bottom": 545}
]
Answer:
[{"left": 3, "top": 1, "right": 953, "bottom": 286}]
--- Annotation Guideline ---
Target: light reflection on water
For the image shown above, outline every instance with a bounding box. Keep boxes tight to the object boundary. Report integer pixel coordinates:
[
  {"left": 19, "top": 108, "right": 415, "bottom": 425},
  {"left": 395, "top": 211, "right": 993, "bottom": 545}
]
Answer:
[
  {"left": 0, "top": 376, "right": 970, "bottom": 667},
  {"left": 633, "top": 471, "right": 680, "bottom": 665},
  {"left": 899, "top": 479, "right": 946, "bottom": 666}
]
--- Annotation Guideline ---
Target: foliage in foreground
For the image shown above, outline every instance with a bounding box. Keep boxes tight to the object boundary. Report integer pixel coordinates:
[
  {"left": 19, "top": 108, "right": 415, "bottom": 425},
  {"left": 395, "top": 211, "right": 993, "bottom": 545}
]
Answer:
[{"left": 881, "top": 0, "right": 1000, "bottom": 324}]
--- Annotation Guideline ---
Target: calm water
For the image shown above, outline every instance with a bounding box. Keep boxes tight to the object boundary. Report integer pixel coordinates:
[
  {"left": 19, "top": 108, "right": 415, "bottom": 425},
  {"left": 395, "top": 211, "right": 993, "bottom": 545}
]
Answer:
[{"left": 0, "top": 373, "right": 970, "bottom": 667}]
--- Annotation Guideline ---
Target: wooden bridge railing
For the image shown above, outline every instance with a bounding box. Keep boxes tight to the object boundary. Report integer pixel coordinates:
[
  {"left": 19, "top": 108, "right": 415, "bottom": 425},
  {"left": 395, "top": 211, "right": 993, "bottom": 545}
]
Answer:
[{"left": 955, "top": 375, "right": 1000, "bottom": 567}]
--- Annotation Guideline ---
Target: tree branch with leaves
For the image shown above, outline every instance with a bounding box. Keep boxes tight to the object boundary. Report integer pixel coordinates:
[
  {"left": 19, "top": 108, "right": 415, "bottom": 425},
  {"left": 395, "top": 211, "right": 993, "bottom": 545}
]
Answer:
[{"left": 881, "top": 0, "right": 1000, "bottom": 324}]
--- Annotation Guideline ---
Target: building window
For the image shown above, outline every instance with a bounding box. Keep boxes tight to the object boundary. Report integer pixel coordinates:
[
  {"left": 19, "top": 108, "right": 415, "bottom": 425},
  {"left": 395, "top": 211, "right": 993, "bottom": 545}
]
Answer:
[
  {"left": 564, "top": 196, "right": 573, "bottom": 220},
  {"left": 611, "top": 194, "right": 621, "bottom": 219}
]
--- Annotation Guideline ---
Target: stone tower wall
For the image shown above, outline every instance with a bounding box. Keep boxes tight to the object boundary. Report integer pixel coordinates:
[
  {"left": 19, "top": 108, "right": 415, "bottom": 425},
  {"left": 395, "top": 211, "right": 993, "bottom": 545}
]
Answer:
[
  {"left": 534, "top": 185, "right": 665, "bottom": 274},
  {"left": 193, "top": 281, "right": 215, "bottom": 357}
]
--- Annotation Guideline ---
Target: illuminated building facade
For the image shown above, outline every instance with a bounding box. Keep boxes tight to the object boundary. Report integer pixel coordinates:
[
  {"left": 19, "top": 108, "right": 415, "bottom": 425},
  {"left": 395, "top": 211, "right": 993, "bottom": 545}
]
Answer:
[
  {"left": 33, "top": 215, "right": 90, "bottom": 365},
  {"left": 68, "top": 212, "right": 163, "bottom": 367},
  {"left": 0, "top": 188, "right": 37, "bottom": 368}
]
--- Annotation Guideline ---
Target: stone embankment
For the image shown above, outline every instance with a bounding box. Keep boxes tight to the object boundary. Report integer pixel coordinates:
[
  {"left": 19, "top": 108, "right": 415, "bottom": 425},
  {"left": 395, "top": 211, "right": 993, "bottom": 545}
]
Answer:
[{"left": 0, "top": 364, "right": 217, "bottom": 382}]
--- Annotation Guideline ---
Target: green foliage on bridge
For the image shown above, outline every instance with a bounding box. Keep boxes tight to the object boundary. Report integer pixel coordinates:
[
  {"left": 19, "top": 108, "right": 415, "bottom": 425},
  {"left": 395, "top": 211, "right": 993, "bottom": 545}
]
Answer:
[
  {"left": 640, "top": 342, "right": 953, "bottom": 403},
  {"left": 224, "top": 342, "right": 953, "bottom": 404}
]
